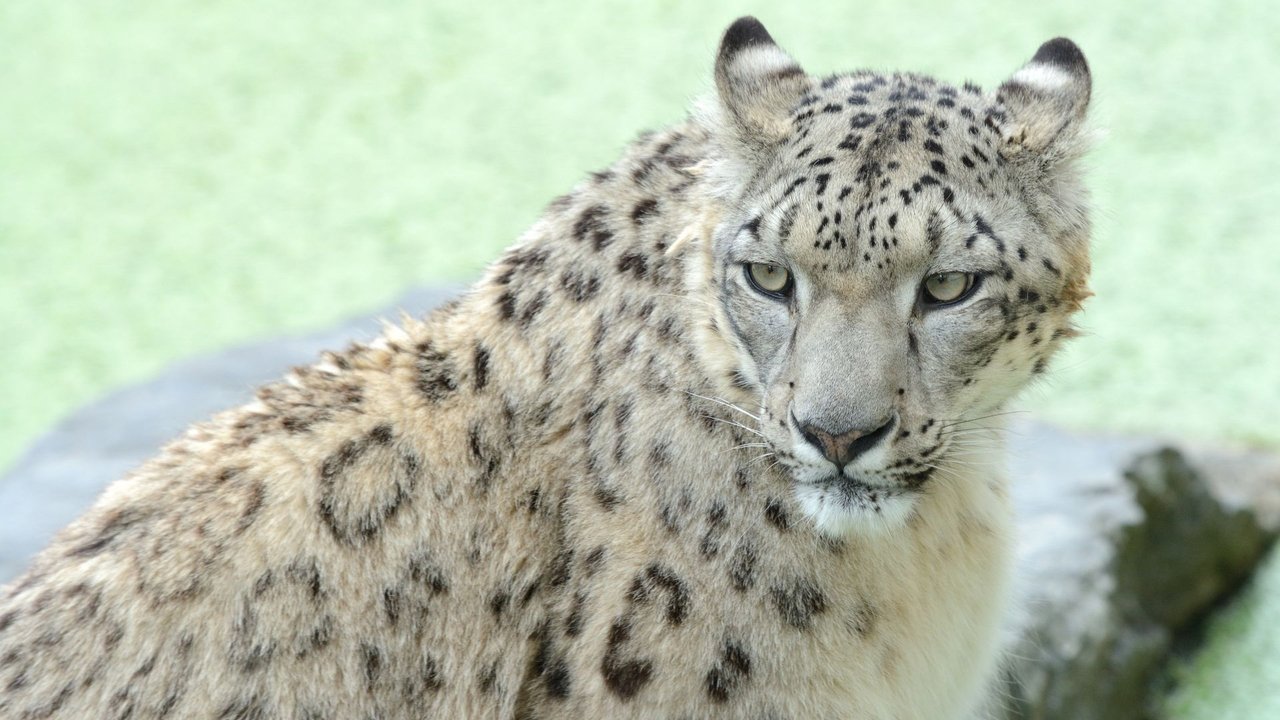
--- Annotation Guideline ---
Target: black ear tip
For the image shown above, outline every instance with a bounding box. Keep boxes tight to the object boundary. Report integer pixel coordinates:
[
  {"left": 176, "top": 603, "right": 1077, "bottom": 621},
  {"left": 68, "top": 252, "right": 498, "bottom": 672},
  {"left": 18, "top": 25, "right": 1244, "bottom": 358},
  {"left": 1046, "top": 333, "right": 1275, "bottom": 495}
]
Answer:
[
  {"left": 1031, "top": 37, "right": 1088, "bottom": 72},
  {"left": 721, "top": 16, "right": 776, "bottom": 57}
]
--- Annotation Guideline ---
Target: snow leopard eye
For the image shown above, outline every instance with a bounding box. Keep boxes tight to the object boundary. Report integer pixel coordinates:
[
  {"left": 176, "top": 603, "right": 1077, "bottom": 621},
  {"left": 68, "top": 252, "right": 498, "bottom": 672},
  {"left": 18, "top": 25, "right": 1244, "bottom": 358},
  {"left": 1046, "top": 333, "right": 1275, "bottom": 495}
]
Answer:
[
  {"left": 921, "top": 272, "right": 979, "bottom": 306},
  {"left": 745, "top": 263, "right": 793, "bottom": 299}
]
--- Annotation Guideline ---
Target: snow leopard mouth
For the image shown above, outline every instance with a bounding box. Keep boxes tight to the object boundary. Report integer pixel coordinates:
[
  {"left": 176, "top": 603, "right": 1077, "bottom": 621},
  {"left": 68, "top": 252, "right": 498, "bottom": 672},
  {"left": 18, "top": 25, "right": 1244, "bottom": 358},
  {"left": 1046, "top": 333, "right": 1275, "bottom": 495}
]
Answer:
[
  {"left": 814, "top": 472, "right": 920, "bottom": 502},
  {"left": 791, "top": 471, "right": 928, "bottom": 534}
]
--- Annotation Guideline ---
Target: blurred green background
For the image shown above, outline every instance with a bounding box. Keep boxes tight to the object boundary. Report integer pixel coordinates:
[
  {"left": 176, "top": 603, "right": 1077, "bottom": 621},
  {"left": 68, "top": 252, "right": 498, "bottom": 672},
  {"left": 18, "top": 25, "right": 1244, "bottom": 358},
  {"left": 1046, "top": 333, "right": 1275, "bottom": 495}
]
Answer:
[{"left": 1, "top": 1, "right": 1276, "bottom": 716}]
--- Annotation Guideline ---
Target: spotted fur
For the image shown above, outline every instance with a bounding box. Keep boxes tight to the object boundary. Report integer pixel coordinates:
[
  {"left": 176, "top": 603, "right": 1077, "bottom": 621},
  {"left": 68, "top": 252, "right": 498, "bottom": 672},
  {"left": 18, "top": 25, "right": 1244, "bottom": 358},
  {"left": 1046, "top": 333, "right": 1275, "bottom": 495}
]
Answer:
[{"left": 0, "top": 17, "right": 1092, "bottom": 719}]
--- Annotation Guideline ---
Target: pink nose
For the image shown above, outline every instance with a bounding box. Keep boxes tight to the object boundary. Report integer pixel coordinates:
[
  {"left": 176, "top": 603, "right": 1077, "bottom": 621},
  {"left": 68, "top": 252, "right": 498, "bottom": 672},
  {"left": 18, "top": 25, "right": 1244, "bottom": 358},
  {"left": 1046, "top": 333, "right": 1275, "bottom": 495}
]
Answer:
[{"left": 797, "top": 416, "right": 895, "bottom": 467}]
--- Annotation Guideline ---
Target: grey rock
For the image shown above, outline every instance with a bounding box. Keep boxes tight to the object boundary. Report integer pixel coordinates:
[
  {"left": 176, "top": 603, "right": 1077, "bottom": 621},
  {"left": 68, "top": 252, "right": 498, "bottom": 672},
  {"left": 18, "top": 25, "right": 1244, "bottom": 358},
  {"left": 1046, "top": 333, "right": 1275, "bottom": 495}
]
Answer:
[
  {"left": 999, "top": 422, "right": 1279, "bottom": 720},
  {"left": 1, "top": 286, "right": 1276, "bottom": 720}
]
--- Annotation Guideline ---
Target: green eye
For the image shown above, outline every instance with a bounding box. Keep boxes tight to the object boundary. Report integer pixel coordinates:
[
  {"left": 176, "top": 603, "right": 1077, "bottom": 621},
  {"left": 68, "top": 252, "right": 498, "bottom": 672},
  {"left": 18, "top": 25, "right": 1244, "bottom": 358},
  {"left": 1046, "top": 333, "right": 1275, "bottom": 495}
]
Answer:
[
  {"left": 922, "top": 272, "right": 978, "bottom": 305},
  {"left": 745, "top": 263, "right": 793, "bottom": 298}
]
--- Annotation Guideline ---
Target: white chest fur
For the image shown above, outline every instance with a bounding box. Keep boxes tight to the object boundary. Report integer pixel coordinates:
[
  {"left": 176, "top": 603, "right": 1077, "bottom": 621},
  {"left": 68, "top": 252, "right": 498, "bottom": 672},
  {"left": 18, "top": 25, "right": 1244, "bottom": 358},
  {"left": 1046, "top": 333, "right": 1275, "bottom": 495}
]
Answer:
[{"left": 805, "top": 468, "right": 1014, "bottom": 720}]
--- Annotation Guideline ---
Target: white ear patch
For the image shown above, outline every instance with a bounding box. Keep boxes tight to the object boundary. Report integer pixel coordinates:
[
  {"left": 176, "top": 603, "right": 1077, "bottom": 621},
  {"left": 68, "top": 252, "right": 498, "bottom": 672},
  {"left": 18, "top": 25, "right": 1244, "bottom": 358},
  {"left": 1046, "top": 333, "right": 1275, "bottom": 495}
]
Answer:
[
  {"left": 712, "top": 16, "right": 810, "bottom": 154},
  {"left": 727, "top": 44, "right": 802, "bottom": 81},
  {"left": 1010, "top": 63, "right": 1074, "bottom": 92},
  {"left": 995, "top": 38, "right": 1091, "bottom": 154}
]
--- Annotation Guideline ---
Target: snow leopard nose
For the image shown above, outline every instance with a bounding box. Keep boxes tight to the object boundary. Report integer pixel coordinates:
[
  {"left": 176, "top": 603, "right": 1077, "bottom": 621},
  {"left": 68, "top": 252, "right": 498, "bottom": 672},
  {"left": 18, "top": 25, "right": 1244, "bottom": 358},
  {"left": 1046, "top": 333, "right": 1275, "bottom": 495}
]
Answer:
[{"left": 796, "top": 415, "right": 895, "bottom": 468}]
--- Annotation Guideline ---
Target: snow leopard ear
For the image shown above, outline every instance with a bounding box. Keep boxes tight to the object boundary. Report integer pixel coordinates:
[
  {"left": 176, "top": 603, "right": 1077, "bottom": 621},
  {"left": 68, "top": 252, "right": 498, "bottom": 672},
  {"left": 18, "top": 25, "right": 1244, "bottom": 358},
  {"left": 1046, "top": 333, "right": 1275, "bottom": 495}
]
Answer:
[
  {"left": 714, "top": 17, "right": 811, "bottom": 154},
  {"left": 991, "top": 38, "right": 1092, "bottom": 158},
  {"left": 994, "top": 39, "right": 1094, "bottom": 311}
]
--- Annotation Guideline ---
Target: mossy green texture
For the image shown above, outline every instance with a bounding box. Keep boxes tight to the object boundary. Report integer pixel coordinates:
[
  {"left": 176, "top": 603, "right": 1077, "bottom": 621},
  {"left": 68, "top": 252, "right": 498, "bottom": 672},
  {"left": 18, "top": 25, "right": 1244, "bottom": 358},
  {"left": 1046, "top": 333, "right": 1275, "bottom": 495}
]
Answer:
[
  {"left": 0, "top": 3, "right": 1276, "bottom": 715},
  {"left": 1161, "top": 545, "right": 1280, "bottom": 719}
]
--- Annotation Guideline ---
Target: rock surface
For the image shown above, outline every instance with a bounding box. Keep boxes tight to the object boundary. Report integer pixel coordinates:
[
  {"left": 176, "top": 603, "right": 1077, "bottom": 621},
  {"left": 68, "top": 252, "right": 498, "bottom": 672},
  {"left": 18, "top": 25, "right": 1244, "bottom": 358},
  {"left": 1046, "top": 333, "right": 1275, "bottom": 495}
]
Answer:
[
  {"left": 1, "top": 285, "right": 1275, "bottom": 720},
  {"left": 1000, "top": 426, "right": 1279, "bottom": 720}
]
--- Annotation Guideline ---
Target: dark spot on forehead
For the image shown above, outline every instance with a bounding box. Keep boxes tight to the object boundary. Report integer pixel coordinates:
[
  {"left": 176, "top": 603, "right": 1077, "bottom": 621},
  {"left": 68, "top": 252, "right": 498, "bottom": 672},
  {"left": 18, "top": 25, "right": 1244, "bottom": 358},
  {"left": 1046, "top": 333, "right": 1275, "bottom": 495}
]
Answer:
[
  {"left": 850, "top": 112, "right": 876, "bottom": 129},
  {"left": 783, "top": 177, "right": 808, "bottom": 197}
]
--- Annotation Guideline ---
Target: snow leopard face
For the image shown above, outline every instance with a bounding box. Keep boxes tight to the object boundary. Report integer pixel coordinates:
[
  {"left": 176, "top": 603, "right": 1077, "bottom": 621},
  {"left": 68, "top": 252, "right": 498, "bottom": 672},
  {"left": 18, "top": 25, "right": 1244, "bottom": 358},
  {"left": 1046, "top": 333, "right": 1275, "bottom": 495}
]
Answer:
[{"left": 706, "top": 19, "right": 1093, "bottom": 533}]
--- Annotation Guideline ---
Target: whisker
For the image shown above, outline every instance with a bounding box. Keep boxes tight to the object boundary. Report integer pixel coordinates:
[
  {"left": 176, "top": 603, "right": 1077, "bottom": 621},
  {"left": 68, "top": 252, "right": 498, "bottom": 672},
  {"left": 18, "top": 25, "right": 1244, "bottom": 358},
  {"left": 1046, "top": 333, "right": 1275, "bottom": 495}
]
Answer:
[
  {"left": 717, "top": 443, "right": 770, "bottom": 455},
  {"left": 939, "top": 410, "right": 1028, "bottom": 429},
  {"left": 942, "top": 420, "right": 1008, "bottom": 430},
  {"left": 940, "top": 449, "right": 999, "bottom": 458},
  {"left": 943, "top": 437, "right": 1003, "bottom": 446},
  {"left": 941, "top": 435, "right": 1003, "bottom": 445},
  {"left": 703, "top": 415, "right": 766, "bottom": 438},
  {"left": 685, "top": 391, "right": 762, "bottom": 422}
]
